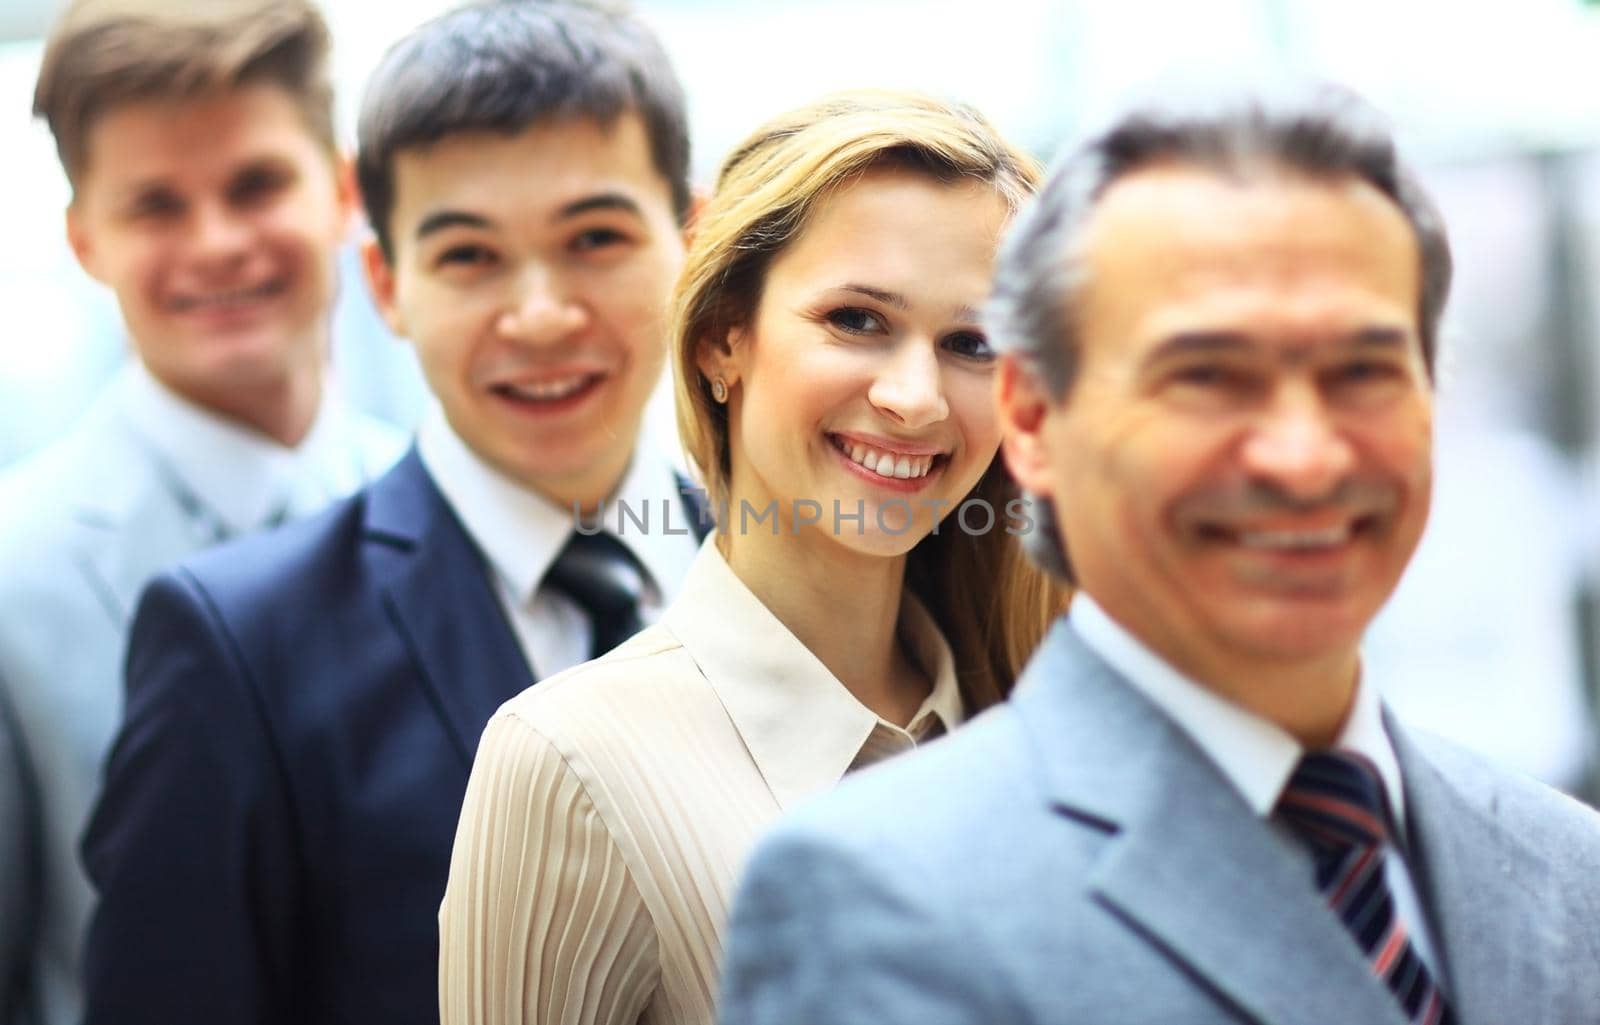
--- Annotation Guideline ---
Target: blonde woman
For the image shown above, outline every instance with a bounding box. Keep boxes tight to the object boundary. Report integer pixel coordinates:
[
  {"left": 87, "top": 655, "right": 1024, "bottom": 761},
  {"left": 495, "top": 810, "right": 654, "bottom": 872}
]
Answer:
[{"left": 439, "top": 90, "right": 1065, "bottom": 1025}]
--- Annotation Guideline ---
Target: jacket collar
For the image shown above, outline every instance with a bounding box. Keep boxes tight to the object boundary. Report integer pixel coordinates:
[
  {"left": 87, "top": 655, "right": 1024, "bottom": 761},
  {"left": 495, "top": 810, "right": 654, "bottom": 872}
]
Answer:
[
  {"left": 1390, "top": 715, "right": 1567, "bottom": 1023},
  {"left": 1009, "top": 620, "right": 1412, "bottom": 1025},
  {"left": 363, "top": 448, "right": 534, "bottom": 766}
]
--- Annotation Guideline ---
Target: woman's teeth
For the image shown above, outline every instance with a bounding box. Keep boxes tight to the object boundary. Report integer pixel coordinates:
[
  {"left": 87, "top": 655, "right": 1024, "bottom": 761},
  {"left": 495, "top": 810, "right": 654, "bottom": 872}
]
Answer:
[{"left": 839, "top": 439, "right": 936, "bottom": 480}]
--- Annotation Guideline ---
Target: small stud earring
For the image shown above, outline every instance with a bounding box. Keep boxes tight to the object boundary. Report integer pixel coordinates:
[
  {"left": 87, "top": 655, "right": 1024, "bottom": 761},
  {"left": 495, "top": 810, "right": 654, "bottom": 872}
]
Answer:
[{"left": 711, "top": 377, "right": 729, "bottom": 403}]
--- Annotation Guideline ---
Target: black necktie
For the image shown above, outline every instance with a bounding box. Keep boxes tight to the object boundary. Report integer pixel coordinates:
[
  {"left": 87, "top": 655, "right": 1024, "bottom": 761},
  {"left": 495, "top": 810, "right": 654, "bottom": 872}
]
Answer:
[
  {"left": 1277, "top": 750, "right": 1454, "bottom": 1025},
  {"left": 543, "top": 531, "right": 646, "bottom": 660}
]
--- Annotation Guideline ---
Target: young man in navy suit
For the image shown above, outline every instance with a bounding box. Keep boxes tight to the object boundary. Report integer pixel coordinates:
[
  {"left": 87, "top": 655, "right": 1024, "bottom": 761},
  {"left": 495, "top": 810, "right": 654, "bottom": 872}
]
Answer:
[
  {"left": 80, "top": 3, "right": 702, "bottom": 1023},
  {"left": 719, "top": 86, "right": 1600, "bottom": 1025}
]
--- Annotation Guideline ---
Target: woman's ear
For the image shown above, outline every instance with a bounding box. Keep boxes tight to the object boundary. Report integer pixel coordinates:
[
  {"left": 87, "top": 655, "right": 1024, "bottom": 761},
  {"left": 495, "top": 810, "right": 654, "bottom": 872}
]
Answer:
[{"left": 696, "top": 326, "right": 746, "bottom": 394}]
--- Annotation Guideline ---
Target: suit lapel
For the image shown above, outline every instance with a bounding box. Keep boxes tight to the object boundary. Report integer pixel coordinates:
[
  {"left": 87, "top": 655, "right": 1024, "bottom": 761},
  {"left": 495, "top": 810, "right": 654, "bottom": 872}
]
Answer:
[
  {"left": 1012, "top": 624, "right": 1408, "bottom": 1025},
  {"left": 70, "top": 416, "right": 215, "bottom": 625},
  {"left": 366, "top": 449, "right": 533, "bottom": 766},
  {"left": 1389, "top": 717, "right": 1563, "bottom": 1025},
  {"left": 71, "top": 510, "right": 184, "bottom": 625}
]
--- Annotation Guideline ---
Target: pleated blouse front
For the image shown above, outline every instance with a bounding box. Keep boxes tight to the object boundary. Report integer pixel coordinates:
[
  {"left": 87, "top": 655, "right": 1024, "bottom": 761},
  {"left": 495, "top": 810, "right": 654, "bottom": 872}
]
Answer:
[{"left": 438, "top": 539, "right": 964, "bottom": 1025}]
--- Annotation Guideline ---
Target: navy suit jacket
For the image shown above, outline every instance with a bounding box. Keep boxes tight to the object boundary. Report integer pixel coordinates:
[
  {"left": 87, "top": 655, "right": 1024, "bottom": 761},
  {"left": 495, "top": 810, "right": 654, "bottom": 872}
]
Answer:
[{"left": 82, "top": 448, "right": 700, "bottom": 1025}]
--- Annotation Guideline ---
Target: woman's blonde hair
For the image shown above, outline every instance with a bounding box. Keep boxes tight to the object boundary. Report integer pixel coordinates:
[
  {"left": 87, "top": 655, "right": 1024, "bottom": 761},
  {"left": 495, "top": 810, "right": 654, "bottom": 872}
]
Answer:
[{"left": 672, "top": 89, "right": 1068, "bottom": 711}]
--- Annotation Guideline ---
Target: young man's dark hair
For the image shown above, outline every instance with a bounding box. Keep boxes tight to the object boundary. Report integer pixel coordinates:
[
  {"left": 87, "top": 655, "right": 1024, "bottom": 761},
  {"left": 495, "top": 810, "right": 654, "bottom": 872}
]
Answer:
[
  {"left": 356, "top": 0, "right": 692, "bottom": 259},
  {"left": 33, "top": 0, "right": 337, "bottom": 188}
]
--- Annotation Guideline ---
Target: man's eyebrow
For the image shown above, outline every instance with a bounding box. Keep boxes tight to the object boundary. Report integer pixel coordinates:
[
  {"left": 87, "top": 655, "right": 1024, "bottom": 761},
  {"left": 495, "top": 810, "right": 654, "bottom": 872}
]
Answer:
[
  {"left": 113, "top": 178, "right": 174, "bottom": 203},
  {"left": 555, "top": 192, "right": 644, "bottom": 221},
  {"left": 230, "top": 155, "right": 293, "bottom": 177},
  {"left": 1347, "top": 326, "right": 1411, "bottom": 349},
  {"left": 1147, "top": 325, "right": 1414, "bottom": 362},
  {"left": 1147, "top": 331, "right": 1252, "bottom": 361},
  {"left": 415, "top": 209, "right": 494, "bottom": 241}
]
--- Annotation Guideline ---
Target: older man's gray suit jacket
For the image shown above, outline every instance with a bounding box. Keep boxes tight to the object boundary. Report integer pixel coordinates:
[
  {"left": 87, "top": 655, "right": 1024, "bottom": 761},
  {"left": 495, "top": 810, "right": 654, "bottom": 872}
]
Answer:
[
  {"left": 0, "top": 386, "right": 399, "bottom": 1025},
  {"left": 719, "top": 619, "right": 1600, "bottom": 1025}
]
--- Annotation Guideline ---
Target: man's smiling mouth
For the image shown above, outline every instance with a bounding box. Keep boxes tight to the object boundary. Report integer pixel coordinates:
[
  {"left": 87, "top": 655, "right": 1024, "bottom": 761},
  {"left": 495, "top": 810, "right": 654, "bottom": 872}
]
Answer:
[
  {"left": 492, "top": 373, "right": 605, "bottom": 403},
  {"left": 168, "top": 278, "right": 287, "bottom": 312}
]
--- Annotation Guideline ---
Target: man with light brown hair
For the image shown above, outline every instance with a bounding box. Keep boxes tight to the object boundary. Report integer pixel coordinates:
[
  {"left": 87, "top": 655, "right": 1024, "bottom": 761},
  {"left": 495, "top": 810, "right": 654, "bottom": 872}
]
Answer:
[
  {"left": 75, "top": 1, "right": 703, "bottom": 1023},
  {"left": 0, "top": 3, "right": 399, "bottom": 1022}
]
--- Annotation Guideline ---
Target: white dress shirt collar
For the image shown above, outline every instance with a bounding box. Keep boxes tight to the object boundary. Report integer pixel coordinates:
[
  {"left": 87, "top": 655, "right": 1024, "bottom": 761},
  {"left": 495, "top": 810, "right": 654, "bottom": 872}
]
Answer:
[
  {"left": 1069, "top": 594, "right": 1408, "bottom": 829},
  {"left": 596, "top": 437, "right": 701, "bottom": 608},
  {"left": 118, "top": 359, "right": 366, "bottom": 535},
  {"left": 415, "top": 402, "right": 696, "bottom": 609},
  {"left": 664, "top": 539, "right": 964, "bottom": 812}
]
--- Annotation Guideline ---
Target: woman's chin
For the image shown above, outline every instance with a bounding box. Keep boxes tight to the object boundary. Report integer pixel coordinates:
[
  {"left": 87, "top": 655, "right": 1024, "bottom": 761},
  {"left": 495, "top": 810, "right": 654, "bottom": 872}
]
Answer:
[{"left": 806, "top": 504, "right": 938, "bottom": 559}]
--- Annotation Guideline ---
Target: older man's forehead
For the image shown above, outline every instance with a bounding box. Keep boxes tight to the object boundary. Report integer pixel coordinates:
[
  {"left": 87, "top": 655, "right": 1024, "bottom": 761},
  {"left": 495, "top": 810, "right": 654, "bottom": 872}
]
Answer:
[
  {"left": 1082, "top": 165, "right": 1414, "bottom": 289},
  {"left": 1058, "top": 162, "right": 1424, "bottom": 374},
  {"left": 1087, "top": 161, "right": 1417, "bottom": 258}
]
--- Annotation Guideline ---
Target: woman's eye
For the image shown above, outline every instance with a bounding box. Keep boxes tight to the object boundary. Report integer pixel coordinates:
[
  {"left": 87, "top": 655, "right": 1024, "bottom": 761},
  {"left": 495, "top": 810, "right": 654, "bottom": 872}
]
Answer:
[
  {"left": 943, "top": 331, "right": 994, "bottom": 361},
  {"left": 826, "top": 307, "right": 885, "bottom": 334}
]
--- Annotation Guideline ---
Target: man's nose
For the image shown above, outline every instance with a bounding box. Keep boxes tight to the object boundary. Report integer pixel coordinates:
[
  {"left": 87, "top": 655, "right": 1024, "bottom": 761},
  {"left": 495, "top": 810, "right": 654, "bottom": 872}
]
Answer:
[
  {"left": 1239, "top": 385, "right": 1356, "bottom": 501},
  {"left": 187, "top": 202, "right": 252, "bottom": 265},
  {"left": 867, "top": 342, "right": 949, "bottom": 429},
  {"left": 496, "top": 268, "right": 588, "bottom": 344}
]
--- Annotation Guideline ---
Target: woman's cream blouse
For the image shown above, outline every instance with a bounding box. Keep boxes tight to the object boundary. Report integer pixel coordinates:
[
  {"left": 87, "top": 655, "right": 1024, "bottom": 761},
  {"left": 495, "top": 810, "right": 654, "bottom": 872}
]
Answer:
[{"left": 438, "top": 539, "right": 964, "bottom": 1025}]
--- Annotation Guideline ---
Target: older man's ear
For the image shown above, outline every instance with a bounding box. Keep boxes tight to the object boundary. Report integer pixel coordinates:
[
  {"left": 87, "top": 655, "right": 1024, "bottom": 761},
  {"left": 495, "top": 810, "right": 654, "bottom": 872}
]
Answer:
[{"left": 996, "top": 353, "right": 1057, "bottom": 497}]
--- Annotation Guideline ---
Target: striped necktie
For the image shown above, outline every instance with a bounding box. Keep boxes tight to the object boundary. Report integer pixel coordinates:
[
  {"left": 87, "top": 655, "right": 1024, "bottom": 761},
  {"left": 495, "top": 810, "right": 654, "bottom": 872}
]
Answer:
[{"left": 1277, "top": 750, "right": 1455, "bottom": 1025}]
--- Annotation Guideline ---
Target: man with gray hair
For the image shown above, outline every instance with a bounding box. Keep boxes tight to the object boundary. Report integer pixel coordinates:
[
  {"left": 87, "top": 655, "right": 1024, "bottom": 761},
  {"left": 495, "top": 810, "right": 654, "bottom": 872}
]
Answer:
[{"left": 716, "top": 85, "right": 1600, "bottom": 1025}]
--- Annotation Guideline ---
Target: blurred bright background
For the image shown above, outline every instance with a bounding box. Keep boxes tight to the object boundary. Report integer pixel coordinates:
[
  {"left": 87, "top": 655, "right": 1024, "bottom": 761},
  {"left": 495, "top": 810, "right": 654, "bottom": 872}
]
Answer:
[{"left": 3, "top": 0, "right": 1600, "bottom": 798}]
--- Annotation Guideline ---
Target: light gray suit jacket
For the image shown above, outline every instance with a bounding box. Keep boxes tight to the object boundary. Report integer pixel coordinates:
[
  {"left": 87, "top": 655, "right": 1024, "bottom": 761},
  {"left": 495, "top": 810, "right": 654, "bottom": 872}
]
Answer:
[
  {"left": 0, "top": 382, "right": 401, "bottom": 1025},
  {"left": 719, "top": 619, "right": 1600, "bottom": 1025}
]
